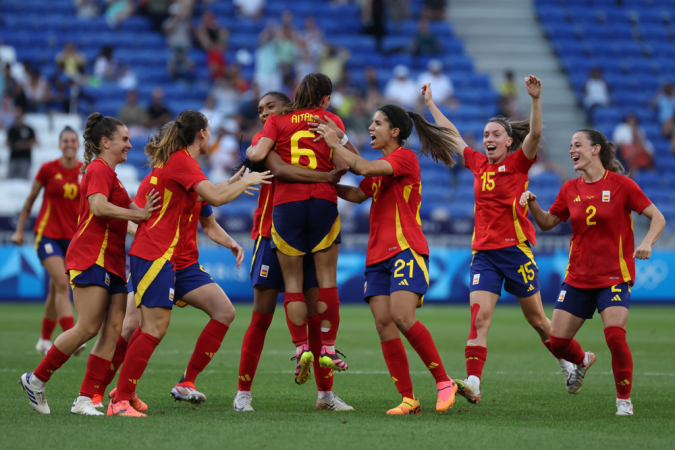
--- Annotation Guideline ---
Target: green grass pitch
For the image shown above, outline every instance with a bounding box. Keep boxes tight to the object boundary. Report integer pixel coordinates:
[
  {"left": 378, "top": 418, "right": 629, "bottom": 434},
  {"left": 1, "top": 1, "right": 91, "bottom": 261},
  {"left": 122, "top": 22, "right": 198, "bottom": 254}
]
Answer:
[{"left": 2, "top": 303, "right": 674, "bottom": 449}]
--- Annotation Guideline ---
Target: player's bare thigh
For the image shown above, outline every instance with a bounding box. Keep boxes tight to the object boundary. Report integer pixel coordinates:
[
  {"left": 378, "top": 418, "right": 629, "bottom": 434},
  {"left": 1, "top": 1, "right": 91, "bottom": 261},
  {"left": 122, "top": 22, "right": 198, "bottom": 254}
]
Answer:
[
  {"left": 599, "top": 305, "right": 628, "bottom": 330},
  {"left": 550, "top": 309, "right": 585, "bottom": 338}
]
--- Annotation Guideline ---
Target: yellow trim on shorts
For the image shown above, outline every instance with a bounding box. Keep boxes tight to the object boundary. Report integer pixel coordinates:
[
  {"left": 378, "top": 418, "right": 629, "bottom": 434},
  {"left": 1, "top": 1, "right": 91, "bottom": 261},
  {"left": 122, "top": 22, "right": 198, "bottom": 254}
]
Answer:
[
  {"left": 271, "top": 222, "right": 305, "bottom": 256},
  {"left": 516, "top": 241, "right": 537, "bottom": 266},
  {"left": 134, "top": 258, "right": 170, "bottom": 307},
  {"left": 68, "top": 269, "right": 83, "bottom": 291},
  {"left": 410, "top": 248, "right": 429, "bottom": 308},
  {"left": 618, "top": 235, "right": 632, "bottom": 284},
  {"left": 251, "top": 235, "right": 263, "bottom": 270},
  {"left": 311, "top": 215, "right": 341, "bottom": 253}
]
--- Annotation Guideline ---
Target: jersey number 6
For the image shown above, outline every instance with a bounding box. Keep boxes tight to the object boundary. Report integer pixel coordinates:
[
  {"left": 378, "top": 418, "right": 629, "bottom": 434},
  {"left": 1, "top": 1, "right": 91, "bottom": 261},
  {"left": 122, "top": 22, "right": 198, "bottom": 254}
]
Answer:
[{"left": 291, "top": 131, "right": 318, "bottom": 170}]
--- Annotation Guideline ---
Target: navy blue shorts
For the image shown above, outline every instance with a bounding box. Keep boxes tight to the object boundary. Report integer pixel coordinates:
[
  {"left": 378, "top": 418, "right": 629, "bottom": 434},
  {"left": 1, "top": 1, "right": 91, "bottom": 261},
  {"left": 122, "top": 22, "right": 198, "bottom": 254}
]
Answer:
[
  {"left": 470, "top": 242, "right": 540, "bottom": 298},
  {"left": 364, "top": 248, "right": 429, "bottom": 308},
  {"left": 36, "top": 237, "right": 70, "bottom": 262},
  {"left": 554, "top": 282, "right": 630, "bottom": 319},
  {"left": 271, "top": 198, "right": 341, "bottom": 256},
  {"left": 250, "top": 236, "right": 319, "bottom": 291},
  {"left": 129, "top": 255, "right": 176, "bottom": 309},
  {"left": 174, "top": 263, "right": 215, "bottom": 307},
  {"left": 69, "top": 264, "right": 127, "bottom": 295}
]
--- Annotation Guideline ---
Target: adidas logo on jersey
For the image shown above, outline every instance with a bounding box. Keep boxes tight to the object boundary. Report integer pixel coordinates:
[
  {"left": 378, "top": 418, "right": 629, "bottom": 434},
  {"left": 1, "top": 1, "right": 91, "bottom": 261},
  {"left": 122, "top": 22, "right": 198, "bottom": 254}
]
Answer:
[
  {"left": 573, "top": 195, "right": 581, "bottom": 202},
  {"left": 527, "top": 284, "right": 534, "bottom": 292},
  {"left": 398, "top": 279, "right": 409, "bottom": 286},
  {"left": 611, "top": 294, "right": 622, "bottom": 302}
]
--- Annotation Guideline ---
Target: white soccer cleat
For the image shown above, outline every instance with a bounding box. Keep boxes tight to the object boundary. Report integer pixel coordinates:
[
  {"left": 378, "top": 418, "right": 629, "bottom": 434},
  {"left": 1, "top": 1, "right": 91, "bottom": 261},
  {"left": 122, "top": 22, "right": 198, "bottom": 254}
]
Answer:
[
  {"left": 616, "top": 400, "right": 634, "bottom": 416},
  {"left": 566, "top": 351, "right": 596, "bottom": 395},
  {"left": 316, "top": 394, "right": 355, "bottom": 411},
  {"left": 233, "top": 393, "right": 254, "bottom": 411},
  {"left": 170, "top": 382, "right": 207, "bottom": 405},
  {"left": 19, "top": 373, "right": 50, "bottom": 414},
  {"left": 456, "top": 378, "right": 482, "bottom": 404},
  {"left": 35, "top": 338, "right": 53, "bottom": 355},
  {"left": 73, "top": 343, "right": 87, "bottom": 357},
  {"left": 558, "top": 358, "right": 575, "bottom": 392},
  {"left": 71, "top": 396, "right": 104, "bottom": 415}
]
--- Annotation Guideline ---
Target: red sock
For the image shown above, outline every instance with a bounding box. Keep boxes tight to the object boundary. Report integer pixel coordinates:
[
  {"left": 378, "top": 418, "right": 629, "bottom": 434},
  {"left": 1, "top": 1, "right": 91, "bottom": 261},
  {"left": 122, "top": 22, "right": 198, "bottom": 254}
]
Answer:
[
  {"left": 41, "top": 317, "right": 57, "bottom": 340},
  {"left": 284, "top": 293, "right": 307, "bottom": 347},
  {"left": 34, "top": 345, "right": 70, "bottom": 382},
  {"left": 549, "top": 335, "right": 585, "bottom": 365},
  {"left": 127, "top": 326, "right": 142, "bottom": 348},
  {"left": 59, "top": 316, "right": 74, "bottom": 332},
  {"left": 542, "top": 339, "right": 560, "bottom": 358},
  {"left": 237, "top": 312, "right": 273, "bottom": 391},
  {"left": 183, "top": 319, "right": 229, "bottom": 384},
  {"left": 381, "top": 338, "right": 413, "bottom": 398},
  {"left": 403, "top": 321, "right": 451, "bottom": 384},
  {"left": 465, "top": 345, "right": 488, "bottom": 379},
  {"left": 95, "top": 335, "right": 128, "bottom": 397},
  {"left": 318, "top": 287, "right": 340, "bottom": 346},
  {"left": 114, "top": 332, "right": 160, "bottom": 403},
  {"left": 79, "top": 354, "right": 112, "bottom": 398},
  {"left": 604, "top": 327, "right": 633, "bottom": 399},
  {"left": 309, "top": 314, "right": 333, "bottom": 391}
]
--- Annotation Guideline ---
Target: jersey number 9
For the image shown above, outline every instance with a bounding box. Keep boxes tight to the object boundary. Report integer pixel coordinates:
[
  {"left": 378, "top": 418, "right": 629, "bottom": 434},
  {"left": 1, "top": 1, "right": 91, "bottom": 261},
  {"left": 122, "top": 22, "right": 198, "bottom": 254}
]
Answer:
[{"left": 291, "top": 131, "right": 317, "bottom": 170}]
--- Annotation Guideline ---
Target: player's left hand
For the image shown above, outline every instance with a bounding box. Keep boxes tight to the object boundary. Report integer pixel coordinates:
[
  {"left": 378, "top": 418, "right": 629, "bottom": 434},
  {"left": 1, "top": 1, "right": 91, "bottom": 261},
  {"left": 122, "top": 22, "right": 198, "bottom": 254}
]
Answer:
[
  {"left": 229, "top": 166, "right": 258, "bottom": 196},
  {"left": 230, "top": 240, "right": 244, "bottom": 268},
  {"left": 315, "top": 124, "right": 340, "bottom": 148},
  {"left": 309, "top": 115, "right": 344, "bottom": 140},
  {"left": 525, "top": 75, "right": 541, "bottom": 99},
  {"left": 634, "top": 242, "right": 652, "bottom": 260}
]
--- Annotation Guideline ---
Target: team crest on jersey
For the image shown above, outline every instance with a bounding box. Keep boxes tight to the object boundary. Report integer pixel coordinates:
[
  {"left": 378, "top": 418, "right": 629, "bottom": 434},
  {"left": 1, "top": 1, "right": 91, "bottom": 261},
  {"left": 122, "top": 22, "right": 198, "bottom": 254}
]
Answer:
[
  {"left": 45, "top": 243, "right": 54, "bottom": 255},
  {"left": 473, "top": 274, "right": 480, "bottom": 285},
  {"left": 498, "top": 165, "right": 506, "bottom": 172},
  {"left": 602, "top": 190, "right": 610, "bottom": 202},
  {"left": 169, "top": 288, "right": 175, "bottom": 300},
  {"left": 105, "top": 273, "right": 110, "bottom": 286},
  {"left": 260, "top": 265, "right": 269, "bottom": 278},
  {"left": 558, "top": 290, "right": 566, "bottom": 302}
]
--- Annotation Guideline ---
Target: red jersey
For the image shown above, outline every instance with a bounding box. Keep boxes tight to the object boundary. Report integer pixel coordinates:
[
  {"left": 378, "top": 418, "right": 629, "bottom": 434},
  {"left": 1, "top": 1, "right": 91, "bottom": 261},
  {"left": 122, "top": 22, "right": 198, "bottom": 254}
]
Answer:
[
  {"left": 261, "top": 108, "right": 344, "bottom": 206},
  {"left": 65, "top": 159, "right": 132, "bottom": 280},
  {"left": 465, "top": 147, "right": 537, "bottom": 251},
  {"left": 359, "top": 148, "right": 429, "bottom": 266},
  {"left": 251, "top": 132, "right": 274, "bottom": 239},
  {"left": 174, "top": 201, "right": 211, "bottom": 270},
  {"left": 133, "top": 174, "right": 152, "bottom": 208},
  {"left": 549, "top": 170, "right": 652, "bottom": 289},
  {"left": 34, "top": 158, "right": 83, "bottom": 243},
  {"left": 129, "top": 150, "right": 208, "bottom": 266}
]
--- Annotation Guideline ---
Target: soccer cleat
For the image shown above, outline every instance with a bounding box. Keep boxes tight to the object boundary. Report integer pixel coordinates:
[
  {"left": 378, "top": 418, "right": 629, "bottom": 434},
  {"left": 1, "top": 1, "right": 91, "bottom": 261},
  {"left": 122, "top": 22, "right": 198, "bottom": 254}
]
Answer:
[
  {"left": 71, "top": 396, "right": 104, "bottom": 415},
  {"left": 436, "top": 380, "right": 458, "bottom": 412},
  {"left": 92, "top": 394, "right": 104, "bottom": 408},
  {"left": 566, "top": 351, "right": 596, "bottom": 395},
  {"left": 233, "top": 393, "right": 254, "bottom": 412},
  {"left": 318, "top": 346, "right": 348, "bottom": 372},
  {"left": 171, "top": 381, "right": 207, "bottom": 405},
  {"left": 386, "top": 397, "right": 421, "bottom": 415},
  {"left": 73, "top": 343, "right": 87, "bottom": 357},
  {"left": 455, "top": 378, "right": 481, "bottom": 404},
  {"left": 108, "top": 388, "right": 147, "bottom": 412},
  {"left": 616, "top": 400, "right": 634, "bottom": 416},
  {"left": 19, "top": 373, "right": 50, "bottom": 414},
  {"left": 316, "top": 394, "right": 355, "bottom": 411},
  {"left": 291, "top": 344, "right": 314, "bottom": 385},
  {"left": 108, "top": 400, "right": 146, "bottom": 417},
  {"left": 559, "top": 358, "right": 575, "bottom": 380},
  {"left": 35, "top": 338, "right": 52, "bottom": 355}
]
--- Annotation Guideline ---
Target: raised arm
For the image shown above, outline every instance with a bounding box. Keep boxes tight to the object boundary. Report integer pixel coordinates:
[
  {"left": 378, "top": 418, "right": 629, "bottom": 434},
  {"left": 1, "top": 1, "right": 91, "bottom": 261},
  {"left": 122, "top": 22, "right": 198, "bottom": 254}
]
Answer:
[
  {"left": 246, "top": 137, "right": 275, "bottom": 162},
  {"left": 265, "top": 151, "right": 345, "bottom": 184},
  {"left": 422, "top": 83, "right": 469, "bottom": 157},
  {"left": 199, "top": 213, "right": 245, "bottom": 269},
  {"left": 315, "top": 125, "right": 393, "bottom": 177},
  {"left": 11, "top": 179, "right": 44, "bottom": 246},
  {"left": 336, "top": 184, "right": 370, "bottom": 204},
  {"left": 634, "top": 203, "right": 666, "bottom": 259},
  {"left": 519, "top": 191, "right": 561, "bottom": 231},
  {"left": 89, "top": 190, "right": 160, "bottom": 223},
  {"left": 522, "top": 75, "right": 542, "bottom": 160},
  {"left": 196, "top": 170, "right": 273, "bottom": 206}
]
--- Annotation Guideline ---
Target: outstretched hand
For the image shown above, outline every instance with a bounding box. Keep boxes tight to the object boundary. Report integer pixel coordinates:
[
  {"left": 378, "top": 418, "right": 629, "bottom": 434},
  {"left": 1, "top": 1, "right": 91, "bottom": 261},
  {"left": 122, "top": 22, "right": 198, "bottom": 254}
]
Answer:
[
  {"left": 242, "top": 168, "right": 274, "bottom": 186},
  {"left": 141, "top": 189, "right": 162, "bottom": 220},
  {"left": 230, "top": 166, "right": 258, "bottom": 196},
  {"left": 314, "top": 124, "right": 340, "bottom": 148},
  {"left": 421, "top": 83, "right": 434, "bottom": 106},
  {"left": 525, "top": 75, "right": 542, "bottom": 99},
  {"left": 310, "top": 115, "right": 344, "bottom": 141}
]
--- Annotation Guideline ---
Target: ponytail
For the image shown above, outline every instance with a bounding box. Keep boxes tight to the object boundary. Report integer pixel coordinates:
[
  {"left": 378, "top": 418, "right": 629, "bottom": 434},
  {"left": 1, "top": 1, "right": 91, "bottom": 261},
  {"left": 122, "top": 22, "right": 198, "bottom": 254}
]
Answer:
[
  {"left": 280, "top": 73, "right": 332, "bottom": 115},
  {"left": 81, "top": 112, "right": 124, "bottom": 174},
  {"left": 377, "top": 104, "right": 461, "bottom": 167},
  {"left": 145, "top": 110, "right": 208, "bottom": 167},
  {"left": 487, "top": 117, "right": 535, "bottom": 154},
  {"left": 578, "top": 129, "right": 625, "bottom": 174}
]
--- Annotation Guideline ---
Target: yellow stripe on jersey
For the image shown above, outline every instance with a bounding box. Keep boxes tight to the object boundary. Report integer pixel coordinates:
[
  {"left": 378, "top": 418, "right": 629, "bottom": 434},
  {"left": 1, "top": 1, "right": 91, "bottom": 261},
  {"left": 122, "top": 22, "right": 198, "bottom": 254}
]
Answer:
[
  {"left": 630, "top": 212, "right": 634, "bottom": 231},
  {"left": 312, "top": 215, "right": 341, "bottom": 253},
  {"left": 512, "top": 198, "right": 528, "bottom": 244},
  {"left": 403, "top": 185, "right": 412, "bottom": 202},
  {"left": 416, "top": 184, "right": 422, "bottom": 226},
  {"left": 394, "top": 204, "right": 412, "bottom": 254},
  {"left": 516, "top": 241, "right": 537, "bottom": 266},
  {"left": 618, "top": 235, "right": 632, "bottom": 283},
  {"left": 564, "top": 241, "right": 573, "bottom": 280},
  {"left": 150, "top": 188, "right": 173, "bottom": 229},
  {"left": 68, "top": 269, "right": 83, "bottom": 291},
  {"left": 135, "top": 219, "right": 181, "bottom": 306},
  {"left": 523, "top": 181, "right": 530, "bottom": 216},
  {"left": 79, "top": 209, "right": 95, "bottom": 237},
  {"left": 271, "top": 222, "right": 305, "bottom": 256},
  {"left": 251, "top": 235, "right": 263, "bottom": 270},
  {"left": 34, "top": 201, "right": 51, "bottom": 251},
  {"left": 603, "top": 170, "right": 609, "bottom": 179},
  {"left": 95, "top": 225, "right": 109, "bottom": 267},
  {"left": 258, "top": 191, "right": 270, "bottom": 237}
]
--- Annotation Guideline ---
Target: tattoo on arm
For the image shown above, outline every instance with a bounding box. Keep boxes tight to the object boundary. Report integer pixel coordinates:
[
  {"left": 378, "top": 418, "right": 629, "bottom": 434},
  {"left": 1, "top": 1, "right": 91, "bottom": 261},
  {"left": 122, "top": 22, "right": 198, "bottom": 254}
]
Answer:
[{"left": 353, "top": 160, "right": 357, "bottom": 169}]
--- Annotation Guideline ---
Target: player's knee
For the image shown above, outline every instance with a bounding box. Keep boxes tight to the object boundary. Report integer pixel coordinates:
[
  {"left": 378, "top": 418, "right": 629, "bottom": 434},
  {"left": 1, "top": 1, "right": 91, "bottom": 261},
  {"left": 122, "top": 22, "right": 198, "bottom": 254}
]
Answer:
[
  {"left": 528, "top": 316, "right": 546, "bottom": 333},
  {"left": 213, "top": 303, "right": 236, "bottom": 325},
  {"left": 53, "top": 276, "right": 70, "bottom": 295},
  {"left": 77, "top": 322, "right": 101, "bottom": 341},
  {"left": 391, "top": 312, "right": 415, "bottom": 332}
]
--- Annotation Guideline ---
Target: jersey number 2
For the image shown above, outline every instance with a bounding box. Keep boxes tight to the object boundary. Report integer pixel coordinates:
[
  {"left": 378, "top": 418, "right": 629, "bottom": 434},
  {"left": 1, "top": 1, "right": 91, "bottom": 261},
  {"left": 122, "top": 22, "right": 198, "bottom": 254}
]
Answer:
[
  {"left": 586, "top": 205, "right": 597, "bottom": 226},
  {"left": 291, "top": 131, "right": 317, "bottom": 170}
]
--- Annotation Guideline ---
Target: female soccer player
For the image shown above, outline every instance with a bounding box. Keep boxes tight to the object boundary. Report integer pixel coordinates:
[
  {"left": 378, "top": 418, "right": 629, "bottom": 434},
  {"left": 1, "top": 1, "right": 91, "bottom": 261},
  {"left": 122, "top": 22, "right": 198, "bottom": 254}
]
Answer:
[
  {"left": 423, "top": 76, "right": 574, "bottom": 404},
  {"left": 521, "top": 129, "right": 665, "bottom": 416},
  {"left": 315, "top": 104, "right": 460, "bottom": 414},
  {"left": 246, "top": 74, "right": 348, "bottom": 381},
  {"left": 12, "top": 126, "right": 82, "bottom": 355},
  {"left": 235, "top": 91, "right": 353, "bottom": 412},
  {"left": 19, "top": 113, "right": 161, "bottom": 415},
  {"left": 108, "top": 110, "right": 271, "bottom": 417}
]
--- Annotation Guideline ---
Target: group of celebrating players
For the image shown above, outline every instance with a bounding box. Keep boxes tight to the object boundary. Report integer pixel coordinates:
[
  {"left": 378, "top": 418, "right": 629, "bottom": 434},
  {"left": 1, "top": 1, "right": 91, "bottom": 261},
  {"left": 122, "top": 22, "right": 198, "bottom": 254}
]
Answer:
[{"left": 14, "top": 70, "right": 665, "bottom": 418}]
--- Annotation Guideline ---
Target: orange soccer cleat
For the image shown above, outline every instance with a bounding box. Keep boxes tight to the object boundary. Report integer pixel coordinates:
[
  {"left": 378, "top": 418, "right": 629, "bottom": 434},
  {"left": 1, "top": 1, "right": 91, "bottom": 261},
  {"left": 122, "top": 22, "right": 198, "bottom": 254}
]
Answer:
[
  {"left": 436, "top": 379, "right": 458, "bottom": 412},
  {"left": 386, "top": 397, "right": 421, "bottom": 415},
  {"left": 108, "top": 400, "right": 146, "bottom": 417},
  {"left": 108, "top": 388, "right": 148, "bottom": 412}
]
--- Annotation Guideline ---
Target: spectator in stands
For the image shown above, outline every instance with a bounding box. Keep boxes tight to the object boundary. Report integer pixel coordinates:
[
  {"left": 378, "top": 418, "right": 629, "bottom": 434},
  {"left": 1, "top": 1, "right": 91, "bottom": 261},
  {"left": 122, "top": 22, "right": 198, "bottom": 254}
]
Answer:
[
  {"left": 422, "top": 0, "right": 446, "bottom": 20},
  {"left": 200, "top": 95, "right": 224, "bottom": 131},
  {"left": 167, "top": 47, "right": 195, "bottom": 82},
  {"left": 343, "top": 96, "right": 374, "bottom": 149},
  {"left": 410, "top": 18, "right": 441, "bottom": 56},
  {"left": 362, "top": 0, "right": 386, "bottom": 51},
  {"left": 55, "top": 43, "right": 86, "bottom": 80},
  {"left": 74, "top": 0, "right": 100, "bottom": 18},
  {"left": 583, "top": 67, "right": 610, "bottom": 111},
  {"left": 210, "top": 78, "right": 241, "bottom": 118},
  {"left": 233, "top": 0, "right": 265, "bottom": 20},
  {"left": 141, "top": 0, "right": 170, "bottom": 32},
  {"left": 207, "top": 40, "right": 228, "bottom": 80},
  {"left": 0, "top": 94, "right": 15, "bottom": 130},
  {"left": 254, "top": 26, "right": 281, "bottom": 93},
  {"left": 295, "top": 43, "right": 317, "bottom": 84},
  {"left": 652, "top": 82, "right": 675, "bottom": 127},
  {"left": 613, "top": 113, "right": 654, "bottom": 173},
  {"left": 364, "top": 65, "right": 381, "bottom": 94},
  {"left": 6, "top": 107, "right": 36, "bottom": 179},
  {"left": 147, "top": 87, "right": 172, "bottom": 130},
  {"left": 302, "top": 17, "right": 325, "bottom": 63},
  {"left": 93, "top": 46, "right": 116, "bottom": 80},
  {"left": 163, "top": 2, "right": 192, "bottom": 51},
  {"left": 105, "top": 0, "right": 135, "bottom": 29},
  {"left": 117, "top": 90, "right": 148, "bottom": 132},
  {"left": 387, "top": 0, "right": 410, "bottom": 21},
  {"left": 499, "top": 70, "right": 521, "bottom": 119},
  {"left": 319, "top": 46, "right": 350, "bottom": 84},
  {"left": 229, "top": 64, "right": 250, "bottom": 93},
  {"left": 50, "top": 63, "right": 73, "bottom": 112},
  {"left": 195, "top": 10, "right": 228, "bottom": 51},
  {"left": 23, "top": 68, "right": 51, "bottom": 113},
  {"left": 418, "top": 59, "right": 456, "bottom": 107},
  {"left": 208, "top": 123, "right": 242, "bottom": 181},
  {"left": 276, "top": 12, "right": 300, "bottom": 81},
  {"left": 384, "top": 65, "right": 419, "bottom": 109}
]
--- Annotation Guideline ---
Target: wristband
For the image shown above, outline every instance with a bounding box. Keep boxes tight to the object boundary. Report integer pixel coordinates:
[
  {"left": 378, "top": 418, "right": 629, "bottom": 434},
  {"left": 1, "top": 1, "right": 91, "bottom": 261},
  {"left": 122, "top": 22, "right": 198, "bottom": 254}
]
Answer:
[{"left": 339, "top": 133, "right": 349, "bottom": 146}]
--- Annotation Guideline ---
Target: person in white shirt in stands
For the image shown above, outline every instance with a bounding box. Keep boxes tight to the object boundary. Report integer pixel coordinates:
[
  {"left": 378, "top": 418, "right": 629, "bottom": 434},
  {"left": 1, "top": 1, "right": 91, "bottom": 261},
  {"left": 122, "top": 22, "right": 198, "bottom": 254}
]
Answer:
[
  {"left": 418, "top": 59, "right": 456, "bottom": 107},
  {"left": 583, "top": 67, "right": 610, "bottom": 111},
  {"left": 384, "top": 65, "right": 419, "bottom": 110}
]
